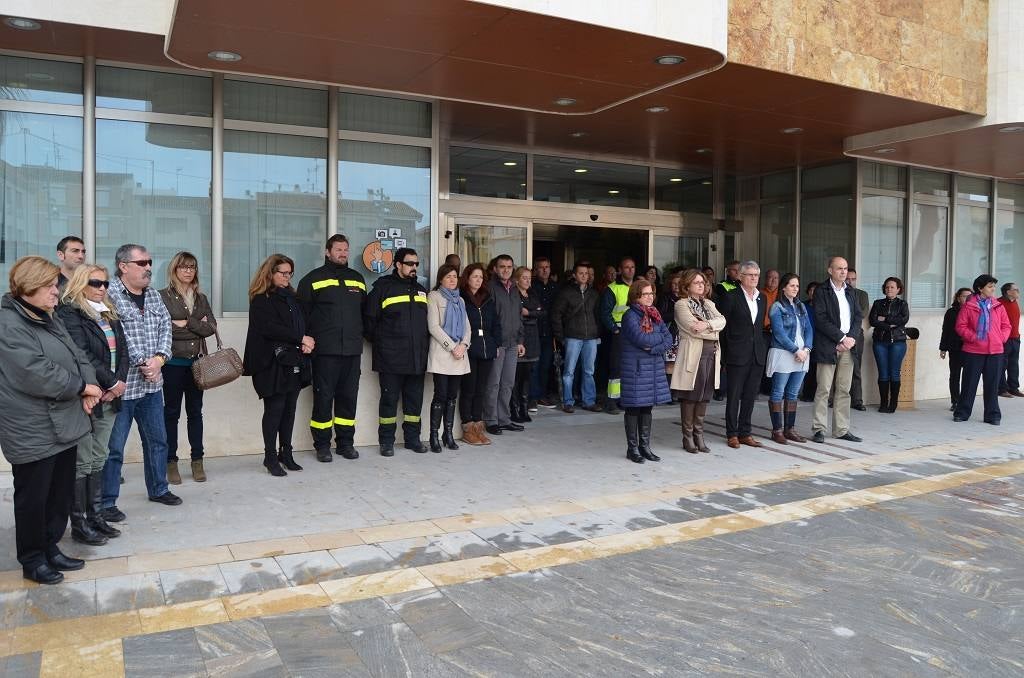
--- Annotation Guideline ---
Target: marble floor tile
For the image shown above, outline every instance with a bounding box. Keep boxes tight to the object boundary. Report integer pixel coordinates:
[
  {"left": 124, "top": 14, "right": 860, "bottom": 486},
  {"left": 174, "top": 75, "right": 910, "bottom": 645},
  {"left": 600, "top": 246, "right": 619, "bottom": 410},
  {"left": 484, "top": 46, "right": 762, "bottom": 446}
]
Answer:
[
  {"left": 328, "top": 544, "right": 398, "bottom": 577},
  {"left": 551, "top": 511, "right": 630, "bottom": 539},
  {"left": 376, "top": 536, "right": 453, "bottom": 569},
  {"left": 274, "top": 550, "right": 344, "bottom": 586},
  {"left": 0, "top": 589, "right": 27, "bottom": 630},
  {"left": 347, "top": 622, "right": 470, "bottom": 678},
  {"left": 205, "top": 649, "right": 287, "bottom": 678},
  {"left": 384, "top": 588, "right": 493, "bottom": 654},
  {"left": 326, "top": 597, "right": 402, "bottom": 632},
  {"left": 438, "top": 579, "right": 532, "bottom": 623},
  {"left": 123, "top": 627, "right": 205, "bottom": 678},
  {"left": 196, "top": 618, "right": 275, "bottom": 659},
  {"left": 590, "top": 504, "right": 670, "bottom": 531},
  {"left": 218, "top": 558, "right": 288, "bottom": 594},
  {"left": 261, "top": 612, "right": 365, "bottom": 675},
  {"left": 509, "top": 517, "right": 588, "bottom": 545},
  {"left": 470, "top": 525, "right": 547, "bottom": 552},
  {"left": 95, "top": 572, "right": 164, "bottom": 614},
  {"left": 430, "top": 531, "right": 501, "bottom": 559},
  {"left": 159, "top": 564, "right": 230, "bottom": 605},
  {"left": 0, "top": 651, "right": 41, "bottom": 677},
  {"left": 20, "top": 579, "right": 96, "bottom": 626}
]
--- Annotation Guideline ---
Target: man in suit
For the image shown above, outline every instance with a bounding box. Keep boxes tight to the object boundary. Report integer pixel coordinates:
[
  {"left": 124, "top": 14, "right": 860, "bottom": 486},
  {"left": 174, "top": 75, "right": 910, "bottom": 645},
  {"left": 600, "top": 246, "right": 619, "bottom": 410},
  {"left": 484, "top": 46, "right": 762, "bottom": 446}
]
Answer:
[
  {"left": 845, "top": 268, "right": 870, "bottom": 410},
  {"left": 811, "top": 256, "right": 863, "bottom": 443},
  {"left": 718, "top": 260, "right": 768, "bottom": 448}
]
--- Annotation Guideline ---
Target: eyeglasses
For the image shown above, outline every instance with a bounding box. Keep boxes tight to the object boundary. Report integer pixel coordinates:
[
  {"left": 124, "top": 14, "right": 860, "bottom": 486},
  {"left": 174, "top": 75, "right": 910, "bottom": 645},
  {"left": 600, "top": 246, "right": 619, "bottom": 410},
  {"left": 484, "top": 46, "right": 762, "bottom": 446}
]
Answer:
[
  {"left": 86, "top": 279, "right": 110, "bottom": 289},
  {"left": 400, "top": 261, "right": 419, "bottom": 267},
  {"left": 640, "top": 292, "right": 655, "bottom": 297},
  {"left": 273, "top": 269, "right": 293, "bottom": 277},
  {"left": 177, "top": 264, "right": 197, "bottom": 271},
  {"left": 127, "top": 259, "right": 153, "bottom": 267}
]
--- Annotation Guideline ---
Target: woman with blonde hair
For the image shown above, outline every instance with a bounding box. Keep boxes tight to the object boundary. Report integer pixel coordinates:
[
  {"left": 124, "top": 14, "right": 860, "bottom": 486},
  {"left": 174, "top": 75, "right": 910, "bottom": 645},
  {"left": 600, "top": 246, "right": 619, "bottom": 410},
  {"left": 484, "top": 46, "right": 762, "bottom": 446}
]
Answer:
[
  {"left": 159, "top": 251, "right": 216, "bottom": 483},
  {"left": 670, "top": 269, "right": 726, "bottom": 453},
  {"left": 58, "top": 265, "right": 129, "bottom": 546}
]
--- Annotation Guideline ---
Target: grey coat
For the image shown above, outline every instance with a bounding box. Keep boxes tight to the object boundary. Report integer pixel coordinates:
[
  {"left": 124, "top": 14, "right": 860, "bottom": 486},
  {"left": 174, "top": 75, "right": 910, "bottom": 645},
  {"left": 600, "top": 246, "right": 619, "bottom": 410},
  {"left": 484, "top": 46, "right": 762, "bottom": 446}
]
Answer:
[
  {"left": 0, "top": 294, "right": 96, "bottom": 465},
  {"left": 488, "top": 277, "right": 524, "bottom": 349}
]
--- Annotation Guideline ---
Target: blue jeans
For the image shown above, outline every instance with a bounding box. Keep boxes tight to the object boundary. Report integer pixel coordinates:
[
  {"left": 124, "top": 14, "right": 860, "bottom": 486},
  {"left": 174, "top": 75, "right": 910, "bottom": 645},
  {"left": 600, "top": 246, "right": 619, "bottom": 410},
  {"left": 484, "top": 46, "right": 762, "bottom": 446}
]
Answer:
[
  {"left": 561, "top": 338, "right": 597, "bottom": 407},
  {"left": 872, "top": 341, "right": 908, "bottom": 381},
  {"left": 529, "top": 338, "right": 554, "bottom": 399},
  {"left": 770, "top": 370, "right": 806, "bottom": 401},
  {"left": 102, "top": 391, "right": 170, "bottom": 506}
]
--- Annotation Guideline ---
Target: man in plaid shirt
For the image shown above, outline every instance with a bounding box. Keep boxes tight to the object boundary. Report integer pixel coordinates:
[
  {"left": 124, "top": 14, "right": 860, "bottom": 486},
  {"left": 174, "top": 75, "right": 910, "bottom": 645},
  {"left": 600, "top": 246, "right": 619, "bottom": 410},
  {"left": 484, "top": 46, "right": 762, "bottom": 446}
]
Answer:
[{"left": 100, "top": 244, "right": 182, "bottom": 522}]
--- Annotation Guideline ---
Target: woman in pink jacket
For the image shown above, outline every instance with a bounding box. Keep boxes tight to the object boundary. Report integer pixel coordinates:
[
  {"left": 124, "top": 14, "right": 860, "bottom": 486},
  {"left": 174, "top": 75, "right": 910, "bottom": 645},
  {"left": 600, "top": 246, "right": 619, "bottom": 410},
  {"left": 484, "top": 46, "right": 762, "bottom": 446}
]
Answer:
[{"left": 954, "top": 274, "right": 1012, "bottom": 424}]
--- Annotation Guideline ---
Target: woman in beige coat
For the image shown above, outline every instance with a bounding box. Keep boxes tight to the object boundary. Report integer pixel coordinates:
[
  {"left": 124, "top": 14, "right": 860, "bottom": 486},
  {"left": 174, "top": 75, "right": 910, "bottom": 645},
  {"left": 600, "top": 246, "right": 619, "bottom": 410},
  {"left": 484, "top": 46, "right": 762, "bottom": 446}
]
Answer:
[
  {"left": 670, "top": 269, "right": 726, "bottom": 453},
  {"left": 427, "top": 264, "right": 472, "bottom": 452}
]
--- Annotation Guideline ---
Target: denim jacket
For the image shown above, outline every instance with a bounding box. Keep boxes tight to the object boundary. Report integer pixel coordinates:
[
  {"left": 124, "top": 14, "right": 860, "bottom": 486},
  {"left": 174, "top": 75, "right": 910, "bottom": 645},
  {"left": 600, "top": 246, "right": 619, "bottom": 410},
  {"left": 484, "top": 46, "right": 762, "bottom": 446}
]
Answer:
[{"left": 769, "top": 298, "right": 813, "bottom": 354}]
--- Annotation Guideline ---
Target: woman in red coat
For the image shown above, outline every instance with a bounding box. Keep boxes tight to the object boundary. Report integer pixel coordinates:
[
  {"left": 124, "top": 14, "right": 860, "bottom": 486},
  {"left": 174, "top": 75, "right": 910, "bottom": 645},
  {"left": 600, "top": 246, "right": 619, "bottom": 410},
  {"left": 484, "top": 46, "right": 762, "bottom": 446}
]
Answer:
[{"left": 954, "top": 274, "right": 1011, "bottom": 425}]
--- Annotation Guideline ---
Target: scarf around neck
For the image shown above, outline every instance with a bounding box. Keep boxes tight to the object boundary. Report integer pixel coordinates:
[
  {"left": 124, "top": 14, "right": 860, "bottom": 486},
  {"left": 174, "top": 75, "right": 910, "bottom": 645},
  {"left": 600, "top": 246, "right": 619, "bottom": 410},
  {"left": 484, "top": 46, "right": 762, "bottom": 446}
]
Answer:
[
  {"left": 633, "top": 303, "right": 663, "bottom": 333},
  {"left": 440, "top": 286, "right": 465, "bottom": 343},
  {"left": 976, "top": 294, "right": 992, "bottom": 340}
]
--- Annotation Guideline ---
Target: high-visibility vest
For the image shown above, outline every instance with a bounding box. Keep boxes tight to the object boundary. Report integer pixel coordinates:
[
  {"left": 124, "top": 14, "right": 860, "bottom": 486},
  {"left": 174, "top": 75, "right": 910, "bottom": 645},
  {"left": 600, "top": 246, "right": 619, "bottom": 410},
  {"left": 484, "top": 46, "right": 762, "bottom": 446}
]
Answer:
[{"left": 608, "top": 281, "right": 630, "bottom": 324}]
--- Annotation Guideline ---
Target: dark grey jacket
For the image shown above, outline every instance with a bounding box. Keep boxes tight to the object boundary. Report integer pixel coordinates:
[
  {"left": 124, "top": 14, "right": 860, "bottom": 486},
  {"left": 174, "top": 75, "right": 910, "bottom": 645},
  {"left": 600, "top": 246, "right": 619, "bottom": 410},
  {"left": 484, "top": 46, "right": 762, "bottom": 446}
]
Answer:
[
  {"left": 0, "top": 295, "right": 96, "bottom": 465},
  {"left": 488, "top": 277, "right": 524, "bottom": 349}
]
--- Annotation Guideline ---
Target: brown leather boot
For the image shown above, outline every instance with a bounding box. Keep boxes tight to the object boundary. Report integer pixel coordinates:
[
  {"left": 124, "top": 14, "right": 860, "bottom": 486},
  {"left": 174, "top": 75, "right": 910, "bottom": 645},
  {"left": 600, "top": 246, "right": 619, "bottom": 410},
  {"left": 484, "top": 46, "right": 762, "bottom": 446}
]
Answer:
[
  {"left": 680, "top": 401, "right": 697, "bottom": 453},
  {"left": 693, "top": 401, "right": 711, "bottom": 453},
  {"left": 783, "top": 400, "right": 807, "bottom": 442},
  {"left": 771, "top": 429, "right": 788, "bottom": 444},
  {"left": 475, "top": 421, "right": 492, "bottom": 445},
  {"left": 462, "top": 421, "right": 480, "bottom": 445},
  {"left": 167, "top": 461, "right": 181, "bottom": 485}
]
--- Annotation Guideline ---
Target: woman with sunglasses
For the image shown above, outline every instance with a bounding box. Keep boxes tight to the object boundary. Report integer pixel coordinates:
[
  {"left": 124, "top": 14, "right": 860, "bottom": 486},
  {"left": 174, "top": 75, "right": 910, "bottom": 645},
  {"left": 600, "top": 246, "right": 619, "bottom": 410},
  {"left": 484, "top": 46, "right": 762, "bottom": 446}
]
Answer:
[
  {"left": 158, "top": 252, "right": 216, "bottom": 483},
  {"left": 57, "top": 265, "right": 129, "bottom": 547}
]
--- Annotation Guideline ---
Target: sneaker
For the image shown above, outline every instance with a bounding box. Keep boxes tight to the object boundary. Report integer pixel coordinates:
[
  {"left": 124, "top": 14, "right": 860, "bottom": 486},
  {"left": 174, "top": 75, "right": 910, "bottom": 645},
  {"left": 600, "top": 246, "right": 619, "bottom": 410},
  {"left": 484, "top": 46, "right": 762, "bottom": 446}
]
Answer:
[
  {"left": 527, "top": 400, "right": 538, "bottom": 413},
  {"left": 537, "top": 398, "right": 558, "bottom": 408},
  {"left": 148, "top": 491, "right": 183, "bottom": 506},
  {"left": 811, "top": 431, "right": 825, "bottom": 444}
]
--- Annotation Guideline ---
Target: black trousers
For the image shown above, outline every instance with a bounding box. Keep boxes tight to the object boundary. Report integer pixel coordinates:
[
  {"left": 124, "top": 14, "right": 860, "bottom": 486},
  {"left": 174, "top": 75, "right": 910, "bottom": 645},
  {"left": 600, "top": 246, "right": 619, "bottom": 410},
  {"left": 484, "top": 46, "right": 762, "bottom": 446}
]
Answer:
[
  {"left": 460, "top": 358, "right": 493, "bottom": 423},
  {"left": 1000, "top": 338, "right": 1020, "bottom": 392},
  {"left": 432, "top": 373, "right": 461, "bottom": 404},
  {"left": 955, "top": 352, "right": 1002, "bottom": 423},
  {"left": 311, "top": 354, "right": 361, "bottom": 451},
  {"left": 162, "top": 363, "right": 204, "bottom": 461},
  {"left": 512, "top": 361, "right": 533, "bottom": 403},
  {"left": 378, "top": 372, "right": 425, "bottom": 445},
  {"left": 725, "top": 359, "right": 762, "bottom": 437},
  {"left": 12, "top": 445, "right": 76, "bottom": 569},
  {"left": 850, "top": 340, "right": 864, "bottom": 406},
  {"left": 948, "top": 349, "right": 964, "bottom": 405},
  {"left": 263, "top": 389, "right": 300, "bottom": 453}
]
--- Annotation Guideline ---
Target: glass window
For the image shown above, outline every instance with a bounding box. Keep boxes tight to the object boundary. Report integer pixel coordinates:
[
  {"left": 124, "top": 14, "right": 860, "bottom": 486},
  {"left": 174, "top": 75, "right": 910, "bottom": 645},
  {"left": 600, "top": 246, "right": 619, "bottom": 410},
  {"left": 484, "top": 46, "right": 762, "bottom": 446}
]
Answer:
[
  {"left": 995, "top": 209, "right": 1024, "bottom": 286},
  {"left": 802, "top": 162, "right": 852, "bottom": 193},
  {"left": 759, "top": 201, "right": 795, "bottom": 276},
  {"left": 800, "top": 194, "right": 853, "bottom": 282},
  {"left": 449, "top": 147, "right": 525, "bottom": 200},
  {"left": 223, "top": 131, "right": 327, "bottom": 312},
  {"left": 0, "top": 55, "right": 81, "bottom": 105},
  {"left": 339, "top": 140, "right": 431, "bottom": 286},
  {"left": 997, "top": 181, "right": 1024, "bottom": 208},
  {"left": 652, "top": 234, "right": 705, "bottom": 272},
  {"left": 954, "top": 204, "right": 990, "bottom": 291},
  {"left": 96, "top": 66, "right": 212, "bottom": 117},
  {"left": 862, "top": 162, "right": 906, "bottom": 191},
  {"left": 533, "top": 156, "right": 648, "bottom": 208},
  {"left": 339, "top": 93, "right": 431, "bottom": 137},
  {"left": 911, "top": 203, "right": 948, "bottom": 308},
  {"left": 654, "top": 169, "right": 712, "bottom": 213},
  {"left": 859, "top": 195, "right": 905, "bottom": 299},
  {"left": 458, "top": 225, "right": 526, "bottom": 270},
  {"left": 956, "top": 176, "right": 991, "bottom": 202},
  {"left": 224, "top": 80, "right": 326, "bottom": 127},
  {"left": 913, "top": 169, "right": 950, "bottom": 198},
  {"left": 0, "top": 112, "right": 83, "bottom": 280},
  {"left": 761, "top": 171, "right": 795, "bottom": 199},
  {"left": 95, "top": 121, "right": 212, "bottom": 290}
]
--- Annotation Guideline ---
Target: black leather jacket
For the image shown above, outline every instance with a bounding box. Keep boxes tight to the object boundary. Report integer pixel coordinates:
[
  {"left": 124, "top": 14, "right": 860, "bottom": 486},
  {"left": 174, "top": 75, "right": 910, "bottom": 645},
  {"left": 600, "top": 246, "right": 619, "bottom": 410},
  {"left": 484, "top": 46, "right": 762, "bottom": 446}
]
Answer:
[{"left": 869, "top": 297, "right": 910, "bottom": 344}]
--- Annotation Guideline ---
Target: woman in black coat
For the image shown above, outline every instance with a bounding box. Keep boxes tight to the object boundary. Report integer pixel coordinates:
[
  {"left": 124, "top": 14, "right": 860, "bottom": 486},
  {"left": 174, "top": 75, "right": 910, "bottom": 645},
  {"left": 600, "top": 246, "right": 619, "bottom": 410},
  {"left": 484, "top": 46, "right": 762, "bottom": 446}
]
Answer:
[
  {"left": 57, "top": 264, "right": 129, "bottom": 547},
  {"left": 511, "top": 266, "right": 545, "bottom": 423},
  {"left": 243, "top": 254, "right": 314, "bottom": 476},
  {"left": 940, "top": 288, "right": 972, "bottom": 411},
  {"left": 459, "top": 263, "right": 502, "bottom": 445}
]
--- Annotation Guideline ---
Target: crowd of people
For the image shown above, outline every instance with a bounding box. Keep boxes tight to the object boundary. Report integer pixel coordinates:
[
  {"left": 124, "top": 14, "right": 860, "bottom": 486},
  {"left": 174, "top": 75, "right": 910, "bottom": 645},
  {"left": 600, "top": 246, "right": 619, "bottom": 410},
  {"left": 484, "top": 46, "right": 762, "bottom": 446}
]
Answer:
[{"left": 0, "top": 235, "right": 1020, "bottom": 584}]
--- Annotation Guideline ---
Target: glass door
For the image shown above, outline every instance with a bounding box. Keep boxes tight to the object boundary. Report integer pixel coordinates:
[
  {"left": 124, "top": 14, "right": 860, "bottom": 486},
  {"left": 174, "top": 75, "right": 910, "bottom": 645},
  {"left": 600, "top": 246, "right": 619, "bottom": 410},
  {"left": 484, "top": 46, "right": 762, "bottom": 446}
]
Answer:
[
  {"left": 652, "top": 231, "right": 708, "bottom": 271},
  {"left": 451, "top": 217, "right": 531, "bottom": 268}
]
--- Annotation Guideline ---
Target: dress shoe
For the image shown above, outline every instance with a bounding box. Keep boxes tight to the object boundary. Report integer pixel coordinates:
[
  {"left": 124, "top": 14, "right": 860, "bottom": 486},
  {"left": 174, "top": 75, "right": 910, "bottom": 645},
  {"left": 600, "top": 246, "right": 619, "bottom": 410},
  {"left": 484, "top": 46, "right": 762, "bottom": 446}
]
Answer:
[
  {"left": 999, "top": 391, "right": 1013, "bottom": 398},
  {"left": 48, "top": 552, "right": 85, "bottom": 571},
  {"left": 837, "top": 432, "right": 862, "bottom": 442},
  {"left": 1011, "top": 390, "right": 1024, "bottom": 397},
  {"left": 100, "top": 506, "right": 126, "bottom": 522},
  {"left": 739, "top": 435, "right": 762, "bottom": 448},
  {"left": 852, "top": 403, "right": 867, "bottom": 411},
  {"left": 149, "top": 491, "right": 183, "bottom": 506},
  {"left": 24, "top": 563, "right": 63, "bottom": 585},
  {"left": 583, "top": 403, "right": 603, "bottom": 413},
  {"left": 727, "top": 436, "right": 741, "bottom": 449},
  {"left": 405, "top": 440, "right": 428, "bottom": 453},
  {"left": 380, "top": 444, "right": 394, "bottom": 457},
  {"left": 315, "top": 448, "right": 333, "bottom": 463},
  {"left": 501, "top": 423, "right": 525, "bottom": 432},
  {"left": 953, "top": 415, "right": 966, "bottom": 422},
  {"left": 984, "top": 419, "right": 1001, "bottom": 426},
  {"left": 485, "top": 424, "right": 504, "bottom": 436},
  {"left": 771, "top": 430, "right": 788, "bottom": 445},
  {"left": 784, "top": 428, "right": 807, "bottom": 443},
  {"left": 561, "top": 404, "right": 575, "bottom": 414},
  {"left": 336, "top": 445, "right": 359, "bottom": 460},
  {"left": 538, "top": 398, "right": 558, "bottom": 408},
  {"left": 811, "top": 431, "right": 825, "bottom": 443}
]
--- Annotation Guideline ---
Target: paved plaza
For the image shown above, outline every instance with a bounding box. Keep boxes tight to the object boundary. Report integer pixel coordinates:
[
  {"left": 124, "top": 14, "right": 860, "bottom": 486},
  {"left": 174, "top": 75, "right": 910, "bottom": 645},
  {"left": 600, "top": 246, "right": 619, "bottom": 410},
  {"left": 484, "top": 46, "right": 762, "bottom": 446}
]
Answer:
[{"left": 0, "top": 397, "right": 1022, "bottom": 677}]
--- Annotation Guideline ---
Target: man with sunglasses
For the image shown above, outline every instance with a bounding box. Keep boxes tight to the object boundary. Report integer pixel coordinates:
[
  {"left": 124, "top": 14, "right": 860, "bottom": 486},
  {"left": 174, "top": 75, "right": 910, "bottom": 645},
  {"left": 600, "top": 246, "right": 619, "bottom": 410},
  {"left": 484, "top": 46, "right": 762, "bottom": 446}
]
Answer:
[
  {"left": 101, "top": 244, "right": 181, "bottom": 522},
  {"left": 364, "top": 247, "right": 430, "bottom": 456}
]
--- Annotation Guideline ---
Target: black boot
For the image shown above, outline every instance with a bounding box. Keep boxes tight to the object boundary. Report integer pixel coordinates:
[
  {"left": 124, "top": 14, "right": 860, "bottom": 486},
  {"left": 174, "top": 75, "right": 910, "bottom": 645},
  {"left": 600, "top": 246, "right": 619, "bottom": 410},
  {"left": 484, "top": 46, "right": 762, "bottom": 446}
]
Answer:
[
  {"left": 71, "top": 477, "right": 108, "bottom": 545},
  {"left": 888, "top": 381, "right": 901, "bottom": 413},
  {"left": 877, "top": 380, "right": 889, "bottom": 413},
  {"left": 429, "top": 400, "right": 443, "bottom": 453},
  {"left": 278, "top": 445, "right": 303, "bottom": 471},
  {"left": 637, "top": 411, "right": 659, "bottom": 462},
  {"left": 519, "top": 395, "right": 532, "bottom": 423},
  {"left": 87, "top": 472, "right": 120, "bottom": 538},
  {"left": 442, "top": 399, "right": 459, "bottom": 450},
  {"left": 509, "top": 396, "right": 527, "bottom": 423},
  {"left": 625, "top": 413, "right": 644, "bottom": 463},
  {"left": 263, "top": 450, "right": 287, "bottom": 476}
]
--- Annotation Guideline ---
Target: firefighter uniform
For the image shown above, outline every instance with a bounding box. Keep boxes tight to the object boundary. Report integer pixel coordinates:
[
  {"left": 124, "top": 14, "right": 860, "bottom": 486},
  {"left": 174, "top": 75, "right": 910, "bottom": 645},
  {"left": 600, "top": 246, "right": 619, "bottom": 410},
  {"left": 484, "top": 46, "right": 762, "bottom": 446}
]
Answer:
[
  {"left": 364, "top": 270, "right": 430, "bottom": 455},
  {"left": 600, "top": 278, "right": 631, "bottom": 412},
  {"left": 296, "top": 258, "right": 366, "bottom": 461}
]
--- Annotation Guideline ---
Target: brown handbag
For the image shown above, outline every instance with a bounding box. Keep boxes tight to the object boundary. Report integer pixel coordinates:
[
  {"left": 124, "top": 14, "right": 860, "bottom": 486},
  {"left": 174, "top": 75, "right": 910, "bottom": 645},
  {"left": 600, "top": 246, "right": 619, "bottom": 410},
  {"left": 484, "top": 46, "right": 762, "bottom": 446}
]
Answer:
[{"left": 191, "top": 328, "right": 243, "bottom": 390}]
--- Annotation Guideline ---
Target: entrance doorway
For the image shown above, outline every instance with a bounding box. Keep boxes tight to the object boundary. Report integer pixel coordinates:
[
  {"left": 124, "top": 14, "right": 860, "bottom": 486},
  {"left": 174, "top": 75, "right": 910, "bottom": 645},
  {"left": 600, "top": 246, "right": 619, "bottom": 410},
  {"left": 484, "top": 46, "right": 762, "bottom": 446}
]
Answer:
[{"left": 532, "top": 224, "right": 649, "bottom": 280}]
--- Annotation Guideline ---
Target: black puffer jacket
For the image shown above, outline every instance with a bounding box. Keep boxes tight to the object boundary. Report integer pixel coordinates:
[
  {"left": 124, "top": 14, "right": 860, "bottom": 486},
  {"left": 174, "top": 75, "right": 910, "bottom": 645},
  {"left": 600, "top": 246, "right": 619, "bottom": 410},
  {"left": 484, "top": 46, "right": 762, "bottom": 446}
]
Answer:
[
  {"left": 869, "top": 296, "right": 910, "bottom": 344},
  {"left": 463, "top": 291, "right": 502, "bottom": 361},
  {"left": 296, "top": 259, "right": 366, "bottom": 356},
  {"left": 57, "top": 301, "right": 129, "bottom": 416},
  {"left": 364, "top": 271, "right": 429, "bottom": 374},
  {"left": 551, "top": 284, "right": 600, "bottom": 341}
]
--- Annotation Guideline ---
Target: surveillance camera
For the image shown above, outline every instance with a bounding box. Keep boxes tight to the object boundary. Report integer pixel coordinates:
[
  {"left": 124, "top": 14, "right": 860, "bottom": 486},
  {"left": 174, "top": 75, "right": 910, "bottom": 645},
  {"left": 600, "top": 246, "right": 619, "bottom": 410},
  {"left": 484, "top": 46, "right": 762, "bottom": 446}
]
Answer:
[{"left": 589, "top": 214, "right": 599, "bottom": 221}]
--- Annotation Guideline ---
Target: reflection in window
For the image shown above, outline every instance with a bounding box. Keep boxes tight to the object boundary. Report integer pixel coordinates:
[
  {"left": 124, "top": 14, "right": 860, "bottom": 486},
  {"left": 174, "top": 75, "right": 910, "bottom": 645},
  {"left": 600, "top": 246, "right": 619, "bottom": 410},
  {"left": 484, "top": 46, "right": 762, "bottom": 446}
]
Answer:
[
  {"left": 862, "top": 162, "right": 906, "bottom": 192},
  {"left": 533, "top": 156, "right": 647, "bottom": 208},
  {"left": 654, "top": 169, "right": 712, "bottom": 213},
  {"left": 339, "top": 140, "right": 431, "bottom": 285},
  {"left": 800, "top": 195, "right": 853, "bottom": 283},
  {"left": 339, "top": 93, "right": 431, "bottom": 137},
  {"left": 954, "top": 203, "right": 990, "bottom": 291},
  {"left": 913, "top": 169, "right": 949, "bottom": 198},
  {"left": 760, "top": 201, "right": 795, "bottom": 277},
  {"left": 95, "top": 120, "right": 212, "bottom": 289},
  {"left": 458, "top": 225, "right": 526, "bottom": 270},
  {"left": 653, "top": 234, "right": 705, "bottom": 272},
  {"left": 859, "top": 195, "right": 905, "bottom": 299},
  {"left": 223, "top": 131, "right": 326, "bottom": 311},
  {"left": 224, "top": 80, "right": 326, "bottom": 127},
  {"left": 449, "top": 147, "right": 525, "bottom": 200},
  {"left": 911, "top": 204, "right": 948, "bottom": 308},
  {"left": 96, "top": 67, "right": 211, "bottom": 116},
  {"left": 0, "top": 55, "right": 82, "bottom": 105},
  {"left": 995, "top": 209, "right": 1024, "bottom": 287},
  {"left": 0, "top": 112, "right": 83, "bottom": 280}
]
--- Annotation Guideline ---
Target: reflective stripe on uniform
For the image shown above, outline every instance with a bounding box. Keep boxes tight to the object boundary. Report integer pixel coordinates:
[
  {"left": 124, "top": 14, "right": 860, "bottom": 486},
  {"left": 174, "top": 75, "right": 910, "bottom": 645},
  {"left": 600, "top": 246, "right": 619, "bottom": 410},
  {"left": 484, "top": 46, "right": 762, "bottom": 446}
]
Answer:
[
  {"left": 344, "top": 280, "right": 366, "bottom": 291},
  {"left": 608, "top": 282, "right": 630, "bottom": 323},
  {"left": 311, "top": 279, "right": 340, "bottom": 290},
  {"left": 334, "top": 417, "right": 355, "bottom": 427},
  {"left": 382, "top": 295, "right": 410, "bottom": 308},
  {"left": 607, "top": 379, "right": 621, "bottom": 398},
  {"left": 414, "top": 296, "right": 427, "bottom": 303},
  {"left": 310, "top": 419, "right": 333, "bottom": 429},
  {"left": 404, "top": 414, "right": 421, "bottom": 423},
  {"left": 379, "top": 416, "right": 397, "bottom": 425}
]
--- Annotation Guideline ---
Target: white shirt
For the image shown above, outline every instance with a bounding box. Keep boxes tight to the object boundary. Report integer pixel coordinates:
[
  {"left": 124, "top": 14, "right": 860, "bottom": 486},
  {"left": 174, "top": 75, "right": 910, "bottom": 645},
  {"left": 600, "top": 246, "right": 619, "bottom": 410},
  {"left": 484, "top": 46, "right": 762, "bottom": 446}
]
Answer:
[
  {"left": 742, "top": 287, "right": 759, "bottom": 325},
  {"left": 830, "top": 279, "right": 851, "bottom": 334}
]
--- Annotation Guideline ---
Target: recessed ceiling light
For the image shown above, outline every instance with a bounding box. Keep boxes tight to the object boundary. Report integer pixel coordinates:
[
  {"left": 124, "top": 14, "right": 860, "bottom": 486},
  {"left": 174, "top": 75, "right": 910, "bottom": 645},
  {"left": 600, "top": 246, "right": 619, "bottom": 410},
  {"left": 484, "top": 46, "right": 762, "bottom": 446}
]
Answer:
[
  {"left": 207, "top": 50, "right": 242, "bottom": 62},
  {"left": 24, "top": 72, "right": 54, "bottom": 82},
  {"left": 520, "top": 183, "right": 527, "bottom": 187},
  {"left": 645, "top": 106, "right": 669, "bottom": 113},
  {"left": 1017, "top": 171, "right": 1024, "bottom": 177},
  {"left": 875, "top": 148, "right": 897, "bottom": 154},
  {"left": 4, "top": 17, "right": 41, "bottom": 30},
  {"left": 608, "top": 190, "right": 620, "bottom": 195},
  {"left": 502, "top": 161, "right": 517, "bottom": 167},
  {"left": 655, "top": 55, "right": 686, "bottom": 66},
  {"left": 781, "top": 127, "right": 803, "bottom": 134},
  {"left": 553, "top": 97, "right": 577, "bottom": 107},
  {"left": 701, "top": 180, "right": 712, "bottom": 185},
  {"left": 574, "top": 168, "right": 588, "bottom": 174},
  {"left": 999, "top": 126, "right": 1024, "bottom": 133},
  {"left": 570, "top": 131, "right": 588, "bottom": 138},
  {"left": 695, "top": 148, "right": 713, "bottom": 154},
  {"left": 669, "top": 178, "right": 683, "bottom": 183}
]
